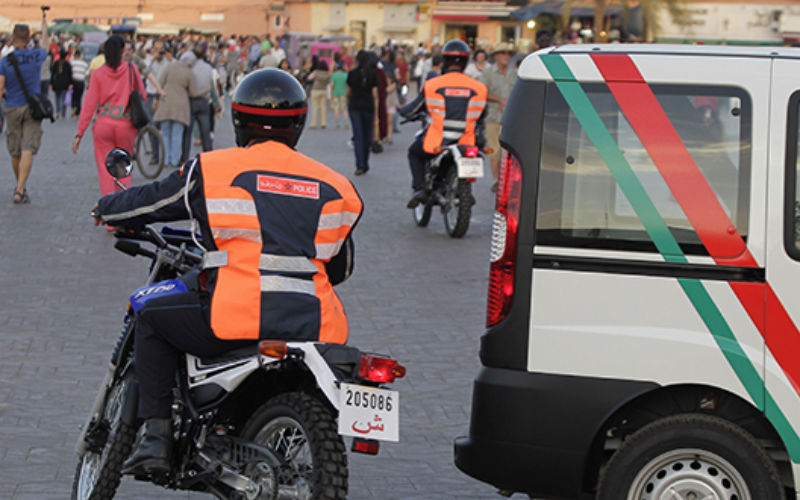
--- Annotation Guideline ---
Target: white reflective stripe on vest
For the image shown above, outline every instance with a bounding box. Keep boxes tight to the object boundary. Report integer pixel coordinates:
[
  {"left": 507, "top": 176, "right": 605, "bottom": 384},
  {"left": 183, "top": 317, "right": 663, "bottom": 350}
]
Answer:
[
  {"left": 206, "top": 198, "right": 258, "bottom": 216},
  {"left": 466, "top": 110, "right": 483, "bottom": 119},
  {"left": 315, "top": 239, "right": 345, "bottom": 260},
  {"left": 211, "top": 228, "right": 263, "bottom": 243},
  {"left": 469, "top": 100, "right": 486, "bottom": 108},
  {"left": 443, "top": 119, "right": 466, "bottom": 128},
  {"left": 259, "top": 254, "right": 318, "bottom": 273},
  {"left": 260, "top": 275, "right": 316, "bottom": 295},
  {"left": 426, "top": 97, "right": 445, "bottom": 107},
  {"left": 318, "top": 211, "right": 360, "bottom": 231},
  {"left": 442, "top": 130, "right": 463, "bottom": 140}
]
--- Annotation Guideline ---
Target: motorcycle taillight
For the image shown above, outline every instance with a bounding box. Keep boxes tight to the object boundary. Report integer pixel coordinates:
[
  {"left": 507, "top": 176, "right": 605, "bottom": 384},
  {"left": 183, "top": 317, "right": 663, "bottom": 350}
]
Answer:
[
  {"left": 487, "top": 149, "right": 522, "bottom": 327},
  {"left": 465, "top": 146, "right": 479, "bottom": 158},
  {"left": 358, "top": 354, "right": 406, "bottom": 383}
]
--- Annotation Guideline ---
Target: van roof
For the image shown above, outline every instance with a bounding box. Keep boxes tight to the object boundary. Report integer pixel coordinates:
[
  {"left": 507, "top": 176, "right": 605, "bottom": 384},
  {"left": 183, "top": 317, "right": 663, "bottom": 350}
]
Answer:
[
  {"left": 519, "top": 43, "right": 800, "bottom": 81},
  {"left": 544, "top": 43, "right": 800, "bottom": 60}
]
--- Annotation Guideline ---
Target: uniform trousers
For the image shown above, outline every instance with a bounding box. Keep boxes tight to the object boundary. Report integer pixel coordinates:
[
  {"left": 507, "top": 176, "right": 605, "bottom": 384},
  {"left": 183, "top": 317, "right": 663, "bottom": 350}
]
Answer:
[
  {"left": 407, "top": 135, "right": 436, "bottom": 190},
  {"left": 135, "top": 291, "right": 254, "bottom": 419},
  {"left": 92, "top": 117, "right": 135, "bottom": 196}
]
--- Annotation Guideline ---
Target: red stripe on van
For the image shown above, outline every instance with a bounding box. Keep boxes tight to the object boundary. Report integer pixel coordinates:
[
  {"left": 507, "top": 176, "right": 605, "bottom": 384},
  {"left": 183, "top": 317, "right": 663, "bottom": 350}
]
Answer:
[{"left": 591, "top": 53, "right": 800, "bottom": 396}]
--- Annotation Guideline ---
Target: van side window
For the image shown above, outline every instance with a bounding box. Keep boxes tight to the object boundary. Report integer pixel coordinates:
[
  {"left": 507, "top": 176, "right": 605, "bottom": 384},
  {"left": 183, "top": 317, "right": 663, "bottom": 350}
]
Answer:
[
  {"left": 536, "top": 83, "right": 751, "bottom": 257},
  {"left": 785, "top": 91, "right": 800, "bottom": 259}
]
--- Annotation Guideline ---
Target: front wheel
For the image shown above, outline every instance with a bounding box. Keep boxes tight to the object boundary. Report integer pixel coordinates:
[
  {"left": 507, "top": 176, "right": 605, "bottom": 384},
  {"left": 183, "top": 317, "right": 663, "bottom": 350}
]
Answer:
[
  {"left": 135, "top": 123, "right": 165, "bottom": 179},
  {"left": 241, "top": 392, "right": 347, "bottom": 500},
  {"left": 442, "top": 169, "right": 472, "bottom": 238},
  {"left": 411, "top": 201, "right": 433, "bottom": 227},
  {"left": 597, "top": 413, "right": 784, "bottom": 500},
  {"left": 71, "top": 369, "right": 138, "bottom": 500}
]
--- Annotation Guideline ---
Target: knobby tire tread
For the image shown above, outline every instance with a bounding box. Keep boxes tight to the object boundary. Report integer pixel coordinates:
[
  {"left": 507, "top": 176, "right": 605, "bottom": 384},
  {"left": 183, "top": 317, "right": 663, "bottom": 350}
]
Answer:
[
  {"left": 71, "top": 418, "right": 137, "bottom": 500},
  {"left": 445, "top": 175, "right": 471, "bottom": 238},
  {"left": 243, "top": 392, "right": 348, "bottom": 500}
]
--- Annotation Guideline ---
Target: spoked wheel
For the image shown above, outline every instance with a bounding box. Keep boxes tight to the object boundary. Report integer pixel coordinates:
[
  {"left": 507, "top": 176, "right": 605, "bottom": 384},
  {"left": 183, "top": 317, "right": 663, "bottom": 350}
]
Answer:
[
  {"left": 411, "top": 200, "right": 433, "bottom": 227},
  {"left": 71, "top": 368, "right": 137, "bottom": 500},
  {"left": 241, "top": 392, "right": 347, "bottom": 500},
  {"left": 135, "top": 123, "right": 165, "bottom": 179},
  {"left": 597, "top": 414, "right": 785, "bottom": 500},
  {"left": 442, "top": 168, "right": 473, "bottom": 238}
]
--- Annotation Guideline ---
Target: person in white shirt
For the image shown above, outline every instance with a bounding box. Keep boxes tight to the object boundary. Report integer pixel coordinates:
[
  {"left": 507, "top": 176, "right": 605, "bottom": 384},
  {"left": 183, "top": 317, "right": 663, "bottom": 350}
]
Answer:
[{"left": 70, "top": 49, "right": 89, "bottom": 117}]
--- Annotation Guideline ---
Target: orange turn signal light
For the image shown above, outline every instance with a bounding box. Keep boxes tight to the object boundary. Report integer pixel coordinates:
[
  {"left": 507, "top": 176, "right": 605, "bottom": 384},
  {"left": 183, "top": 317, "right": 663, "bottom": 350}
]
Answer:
[
  {"left": 483, "top": 148, "right": 494, "bottom": 154},
  {"left": 259, "top": 340, "right": 288, "bottom": 359},
  {"left": 392, "top": 364, "right": 407, "bottom": 379}
]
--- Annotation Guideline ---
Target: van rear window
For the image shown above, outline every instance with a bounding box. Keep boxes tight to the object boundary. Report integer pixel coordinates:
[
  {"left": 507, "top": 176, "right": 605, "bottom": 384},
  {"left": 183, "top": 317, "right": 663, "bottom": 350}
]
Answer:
[{"left": 535, "top": 83, "right": 751, "bottom": 257}]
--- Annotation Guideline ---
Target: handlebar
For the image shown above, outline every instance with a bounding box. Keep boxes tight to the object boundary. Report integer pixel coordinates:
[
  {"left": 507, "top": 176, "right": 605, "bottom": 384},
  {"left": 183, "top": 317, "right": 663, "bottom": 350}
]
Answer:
[{"left": 113, "top": 225, "right": 203, "bottom": 266}]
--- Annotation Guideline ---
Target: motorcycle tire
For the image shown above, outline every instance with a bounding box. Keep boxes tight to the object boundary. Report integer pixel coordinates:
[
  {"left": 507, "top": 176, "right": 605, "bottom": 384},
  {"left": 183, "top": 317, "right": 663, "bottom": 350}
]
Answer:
[
  {"left": 411, "top": 201, "right": 433, "bottom": 227},
  {"left": 442, "top": 168, "right": 472, "bottom": 238},
  {"left": 71, "top": 369, "right": 137, "bottom": 500},
  {"left": 241, "top": 392, "right": 347, "bottom": 500}
]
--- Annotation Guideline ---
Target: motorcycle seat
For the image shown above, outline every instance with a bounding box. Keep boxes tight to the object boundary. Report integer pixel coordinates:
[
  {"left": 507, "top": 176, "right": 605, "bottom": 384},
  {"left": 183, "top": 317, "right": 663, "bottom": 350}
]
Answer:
[{"left": 199, "top": 344, "right": 258, "bottom": 366}]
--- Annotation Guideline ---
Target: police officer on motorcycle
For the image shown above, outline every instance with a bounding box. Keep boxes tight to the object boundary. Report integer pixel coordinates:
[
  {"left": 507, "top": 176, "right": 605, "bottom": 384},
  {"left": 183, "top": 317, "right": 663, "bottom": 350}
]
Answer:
[
  {"left": 92, "top": 69, "right": 363, "bottom": 476},
  {"left": 399, "top": 39, "right": 488, "bottom": 208}
]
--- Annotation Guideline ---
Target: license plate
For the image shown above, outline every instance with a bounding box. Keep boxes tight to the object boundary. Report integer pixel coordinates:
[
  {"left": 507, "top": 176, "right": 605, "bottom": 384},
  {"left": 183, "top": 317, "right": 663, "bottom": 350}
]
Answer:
[
  {"left": 457, "top": 157, "right": 484, "bottom": 178},
  {"left": 338, "top": 383, "right": 399, "bottom": 442}
]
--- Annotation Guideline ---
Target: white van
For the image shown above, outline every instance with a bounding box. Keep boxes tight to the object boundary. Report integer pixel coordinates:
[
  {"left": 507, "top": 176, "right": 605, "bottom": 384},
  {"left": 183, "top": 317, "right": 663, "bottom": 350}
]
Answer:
[{"left": 454, "top": 44, "right": 800, "bottom": 499}]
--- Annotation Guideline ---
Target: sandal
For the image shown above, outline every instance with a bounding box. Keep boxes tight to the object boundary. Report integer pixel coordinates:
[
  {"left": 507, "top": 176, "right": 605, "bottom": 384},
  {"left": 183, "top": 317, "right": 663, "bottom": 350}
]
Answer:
[{"left": 12, "top": 190, "right": 24, "bottom": 204}]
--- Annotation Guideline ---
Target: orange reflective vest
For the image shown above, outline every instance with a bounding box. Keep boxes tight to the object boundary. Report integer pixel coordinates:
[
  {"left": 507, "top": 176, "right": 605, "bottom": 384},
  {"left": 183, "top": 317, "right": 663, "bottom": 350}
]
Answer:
[
  {"left": 199, "top": 141, "right": 363, "bottom": 343},
  {"left": 422, "top": 72, "right": 488, "bottom": 154}
]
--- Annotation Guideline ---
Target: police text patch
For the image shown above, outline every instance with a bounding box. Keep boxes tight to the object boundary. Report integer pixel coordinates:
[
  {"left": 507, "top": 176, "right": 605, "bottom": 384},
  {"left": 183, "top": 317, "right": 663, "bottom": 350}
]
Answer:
[{"left": 257, "top": 175, "right": 320, "bottom": 199}]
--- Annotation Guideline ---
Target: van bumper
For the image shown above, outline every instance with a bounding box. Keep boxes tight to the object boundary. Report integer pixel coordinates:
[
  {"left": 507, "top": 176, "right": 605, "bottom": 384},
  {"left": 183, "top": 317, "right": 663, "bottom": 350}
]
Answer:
[{"left": 454, "top": 367, "right": 657, "bottom": 498}]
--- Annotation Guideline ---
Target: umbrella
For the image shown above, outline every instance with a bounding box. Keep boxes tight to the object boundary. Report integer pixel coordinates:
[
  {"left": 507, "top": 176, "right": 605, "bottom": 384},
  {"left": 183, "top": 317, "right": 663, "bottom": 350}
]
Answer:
[{"left": 49, "top": 22, "right": 104, "bottom": 36}]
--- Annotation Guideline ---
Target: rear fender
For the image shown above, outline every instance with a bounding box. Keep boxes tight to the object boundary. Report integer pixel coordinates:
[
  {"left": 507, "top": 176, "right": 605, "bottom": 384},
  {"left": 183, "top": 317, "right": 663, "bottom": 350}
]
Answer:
[{"left": 289, "top": 343, "right": 342, "bottom": 411}]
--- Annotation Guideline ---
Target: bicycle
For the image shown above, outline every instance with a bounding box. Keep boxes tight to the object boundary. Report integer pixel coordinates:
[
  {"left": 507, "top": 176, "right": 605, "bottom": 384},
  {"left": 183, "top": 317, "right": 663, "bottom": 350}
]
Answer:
[{"left": 134, "top": 122, "right": 165, "bottom": 179}]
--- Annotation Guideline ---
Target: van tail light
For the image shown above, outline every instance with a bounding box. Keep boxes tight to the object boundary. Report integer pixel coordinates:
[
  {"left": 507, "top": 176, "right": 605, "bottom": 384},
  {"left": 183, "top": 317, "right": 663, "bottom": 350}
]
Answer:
[
  {"left": 487, "top": 149, "right": 522, "bottom": 327},
  {"left": 358, "top": 354, "right": 406, "bottom": 383},
  {"left": 259, "top": 340, "right": 288, "bottom": 359}
]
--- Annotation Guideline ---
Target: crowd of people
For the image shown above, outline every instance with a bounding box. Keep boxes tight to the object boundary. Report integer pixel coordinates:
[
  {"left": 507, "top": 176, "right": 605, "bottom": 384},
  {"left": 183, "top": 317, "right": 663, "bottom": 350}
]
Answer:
[{"left": 0, "top": 7, "right": 534, "bottom": 205}]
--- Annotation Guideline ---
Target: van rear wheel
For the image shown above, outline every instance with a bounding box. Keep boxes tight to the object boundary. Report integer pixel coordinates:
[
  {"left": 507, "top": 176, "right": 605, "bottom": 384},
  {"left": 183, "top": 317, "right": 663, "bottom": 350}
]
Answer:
[{"left": 597, "top": 413, "right": 784, "bottom": 500}]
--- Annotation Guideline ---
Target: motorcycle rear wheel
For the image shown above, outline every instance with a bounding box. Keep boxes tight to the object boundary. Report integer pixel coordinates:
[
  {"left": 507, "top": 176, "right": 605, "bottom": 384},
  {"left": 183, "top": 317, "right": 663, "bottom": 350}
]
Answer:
[
  {"left": 71, "top": 370, "right": 137, "bottom": 500},
  {"left": 241, "top": 392, "right": 347, "bottom": 500},
  {"left": 442, "top": 169, "right": 472, "bottom": 238}
]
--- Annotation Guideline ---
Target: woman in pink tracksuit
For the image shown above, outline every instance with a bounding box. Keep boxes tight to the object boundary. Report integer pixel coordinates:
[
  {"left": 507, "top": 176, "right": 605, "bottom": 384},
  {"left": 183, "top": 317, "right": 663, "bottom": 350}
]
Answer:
[{"left": 72, "top": 35, "right": 145, "bottom": 197}]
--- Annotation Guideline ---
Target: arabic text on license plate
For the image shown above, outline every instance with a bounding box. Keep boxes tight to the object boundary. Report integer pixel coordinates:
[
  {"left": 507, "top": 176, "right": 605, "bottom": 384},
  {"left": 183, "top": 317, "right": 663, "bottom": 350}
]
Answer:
[
  {"left": 457, "top": 157, "right": 484, "bottom": 178},
  {"left": 338, "top": 383, "right": 399, "bottom": 442}
]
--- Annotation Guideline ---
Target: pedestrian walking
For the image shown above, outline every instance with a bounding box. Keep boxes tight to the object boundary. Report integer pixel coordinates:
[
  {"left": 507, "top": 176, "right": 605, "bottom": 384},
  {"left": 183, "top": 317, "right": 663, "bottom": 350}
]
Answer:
[
  {"left": 464, "top": 49, "right": 488, "bottom": 80},
  {"left": 70, "top": 48, "right": 88, "bottom": 117},
  {"left": 330, "top": 63, "right": 348, "bottom": 129},
  {"left": 153, "top": 50, "right": 198, "bottom": 168},
  {"left": 308, "top": 60, "right": 331, "bottom": 129},
  {"left": 40, "top": 51, "right": 51, "bottom": 99},
  {"left": 73, "top": 35, "right": 145, "bottom": 203},
  {"left": 180, "top": 47, "right": 218, "bottom": 165},
  {"left": 50, "top": 49, "right": 72, "bottom": 119},
  {"left": 346, "top": 50, "right": 378, "bottom": 175},
  {"left": 479, "top": 42, "right": 517, "bottom": 190},
  {"left": 0, "top": 17, "right": 50, "bottom": 204}
]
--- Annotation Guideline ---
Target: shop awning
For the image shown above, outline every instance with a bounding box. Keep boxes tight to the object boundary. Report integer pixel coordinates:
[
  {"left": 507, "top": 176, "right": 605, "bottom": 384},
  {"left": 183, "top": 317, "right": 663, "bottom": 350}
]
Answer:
[
  {"left": 781, "top": 14, "right": 800, "bottom": 43},
  {"left": 433, "top": 1, "right": 517, "bottom": 21},
  {"left": 511, "top": 0, "right": 622, "bottom": 21},
  {"left": 380, "top": 26, "right": 417, "bottom": 33}
]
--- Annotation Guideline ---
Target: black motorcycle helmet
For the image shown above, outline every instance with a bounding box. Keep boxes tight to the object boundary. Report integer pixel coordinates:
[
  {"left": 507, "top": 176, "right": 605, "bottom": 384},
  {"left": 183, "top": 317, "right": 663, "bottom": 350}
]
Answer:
[
  {"left": 441, "top": 39, "right": 470, "bottom": 72},
  {"left": 231, "top": 68, "right": 307, "bottom": 148}
]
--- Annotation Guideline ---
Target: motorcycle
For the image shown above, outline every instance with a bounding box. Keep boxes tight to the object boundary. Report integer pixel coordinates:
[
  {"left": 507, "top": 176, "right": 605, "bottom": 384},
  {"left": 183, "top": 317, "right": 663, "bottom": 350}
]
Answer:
[
  {"left": 403, "top": 114, "right": 486, "bottom": 238},
  {"left": 72, "top": 151, "right": 406, "bottom": 500}
]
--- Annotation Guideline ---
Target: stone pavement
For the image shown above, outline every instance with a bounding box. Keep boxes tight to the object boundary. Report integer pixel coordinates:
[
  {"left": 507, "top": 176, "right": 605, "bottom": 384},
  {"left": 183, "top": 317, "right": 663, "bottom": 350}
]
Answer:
[{"left": 0, "top": 104, "right": 520, "bottom": 499}]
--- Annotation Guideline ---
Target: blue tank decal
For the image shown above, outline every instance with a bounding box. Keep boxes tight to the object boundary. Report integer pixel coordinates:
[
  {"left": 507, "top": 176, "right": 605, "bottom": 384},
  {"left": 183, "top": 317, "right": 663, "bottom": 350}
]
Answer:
[{"left": 130, "top": 279, "right": 188, "bottom": 313}]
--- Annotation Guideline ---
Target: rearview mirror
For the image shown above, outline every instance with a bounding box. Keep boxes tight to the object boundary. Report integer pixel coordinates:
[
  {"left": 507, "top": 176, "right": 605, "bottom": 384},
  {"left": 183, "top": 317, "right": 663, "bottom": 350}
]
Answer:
[{"left": 105, "top": 148, "right": 133, "bottom": 179}]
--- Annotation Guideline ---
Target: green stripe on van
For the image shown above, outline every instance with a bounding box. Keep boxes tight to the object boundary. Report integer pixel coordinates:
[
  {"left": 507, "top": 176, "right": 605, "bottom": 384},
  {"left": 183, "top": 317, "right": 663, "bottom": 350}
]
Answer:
[{"left": 539, "top": 53, "right": 800, "bottom": 460}]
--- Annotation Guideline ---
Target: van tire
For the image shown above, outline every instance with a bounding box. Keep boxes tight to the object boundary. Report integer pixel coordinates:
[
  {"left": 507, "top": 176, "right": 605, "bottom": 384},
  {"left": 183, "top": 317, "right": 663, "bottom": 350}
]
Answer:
[{"left": 597, "top": 413, "right": 784, "bottom": 500}]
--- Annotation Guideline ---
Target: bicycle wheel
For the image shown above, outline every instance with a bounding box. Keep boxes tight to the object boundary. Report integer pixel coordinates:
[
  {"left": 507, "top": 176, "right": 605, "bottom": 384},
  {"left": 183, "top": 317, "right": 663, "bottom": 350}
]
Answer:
[{"left": 135, "top": 124, "right": 165, "bottom": 179}]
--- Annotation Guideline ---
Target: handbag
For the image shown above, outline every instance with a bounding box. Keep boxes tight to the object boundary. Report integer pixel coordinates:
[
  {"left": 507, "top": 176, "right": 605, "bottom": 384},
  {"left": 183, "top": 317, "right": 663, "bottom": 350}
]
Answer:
[
  {"left": 126, "top": 63, "right": 150, "bottom": 129},
  {"left": 6, "top": 53, "right": 54, "bottom": 122}
]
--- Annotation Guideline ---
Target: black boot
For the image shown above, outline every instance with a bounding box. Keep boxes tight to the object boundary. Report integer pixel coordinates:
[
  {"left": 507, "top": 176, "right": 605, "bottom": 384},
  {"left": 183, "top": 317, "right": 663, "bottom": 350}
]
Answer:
[{"left": 121, "top": 418, "right": 172, "bottom": 476}]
